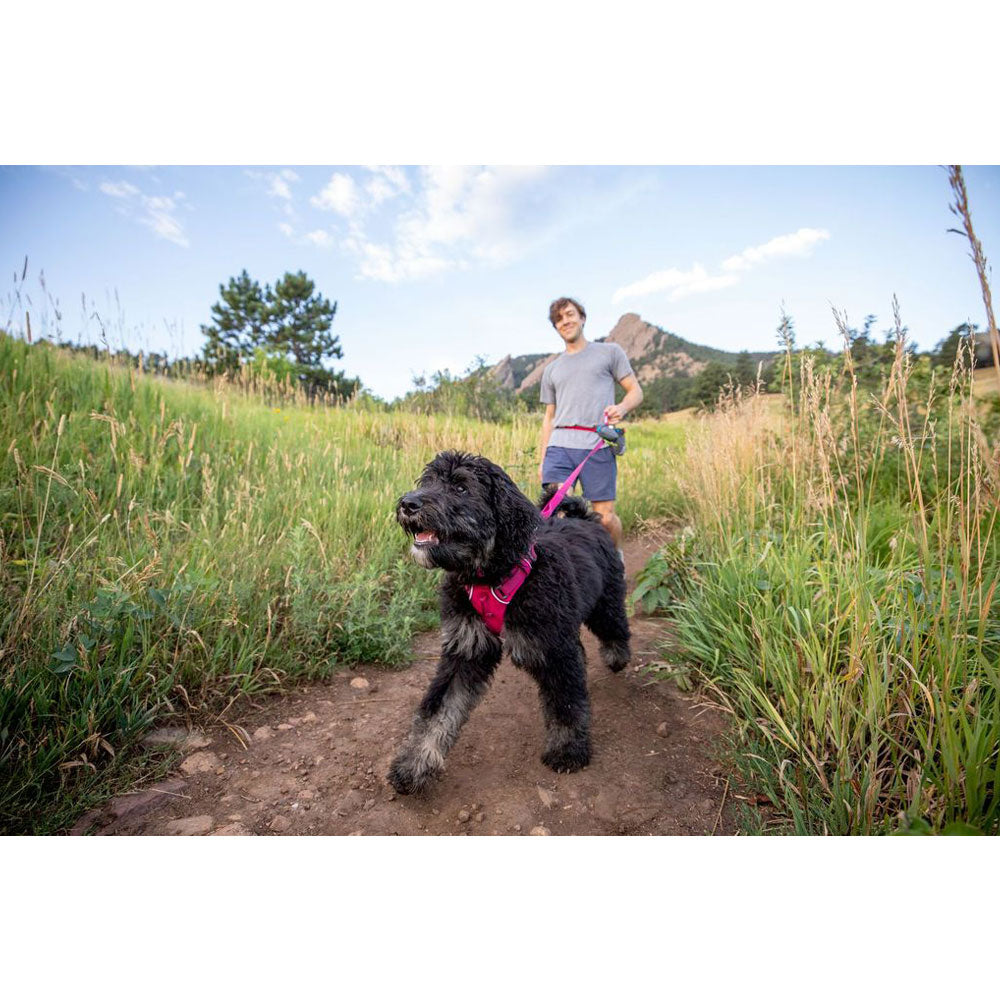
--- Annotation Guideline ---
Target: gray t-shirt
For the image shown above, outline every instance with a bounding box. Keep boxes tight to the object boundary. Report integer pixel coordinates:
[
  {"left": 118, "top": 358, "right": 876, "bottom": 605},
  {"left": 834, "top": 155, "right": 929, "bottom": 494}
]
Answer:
[{"left": 540, "top": 341, "right": 635, "bottom": 449}]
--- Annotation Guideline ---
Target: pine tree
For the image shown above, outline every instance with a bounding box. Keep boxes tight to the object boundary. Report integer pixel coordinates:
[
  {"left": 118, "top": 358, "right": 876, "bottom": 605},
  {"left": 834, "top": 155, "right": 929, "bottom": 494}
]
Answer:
[
  {"left": 267, "top": 271, "right": 340, "bottom": 379},
  {"left": 201, "top": 270, "right": 269, "bottom": 373},
  {"left": 201, "top": 269, "right": 358, "bottom": 397}
]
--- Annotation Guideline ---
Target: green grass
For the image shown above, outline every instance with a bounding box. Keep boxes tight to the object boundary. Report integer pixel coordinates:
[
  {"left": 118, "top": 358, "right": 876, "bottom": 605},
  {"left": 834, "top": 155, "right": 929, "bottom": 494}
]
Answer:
[
  {"left": 639, "top": 347, "right": 1000, "bottom": 835},
  {"left": 0, "top": 333, "right": 684, "bottom": 832}
]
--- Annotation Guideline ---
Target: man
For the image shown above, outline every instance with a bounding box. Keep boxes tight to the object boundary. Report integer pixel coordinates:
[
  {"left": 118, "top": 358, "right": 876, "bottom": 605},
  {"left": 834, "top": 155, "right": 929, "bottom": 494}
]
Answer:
[{"left": 539, "top": 297, "right": 643, "bottom": 558}]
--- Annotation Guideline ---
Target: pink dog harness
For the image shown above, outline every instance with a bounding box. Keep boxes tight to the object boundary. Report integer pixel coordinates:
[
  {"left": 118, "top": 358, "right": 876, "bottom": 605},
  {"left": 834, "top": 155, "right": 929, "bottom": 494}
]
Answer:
[{"left": 465, "top": 437, "right": 606, "bottom": 635}]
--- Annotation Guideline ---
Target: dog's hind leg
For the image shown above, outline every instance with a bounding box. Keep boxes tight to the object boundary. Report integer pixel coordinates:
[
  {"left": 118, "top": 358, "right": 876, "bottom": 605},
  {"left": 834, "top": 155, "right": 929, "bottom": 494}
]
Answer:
[
  {"left": 387, "top": 618, "right": 501, "bottom": 795},
  {"left": 584, "top": 574, "right": 632, "bottom": 673},
  {"left": 525, "top": 640, "right": 592, "bottom": 774}
]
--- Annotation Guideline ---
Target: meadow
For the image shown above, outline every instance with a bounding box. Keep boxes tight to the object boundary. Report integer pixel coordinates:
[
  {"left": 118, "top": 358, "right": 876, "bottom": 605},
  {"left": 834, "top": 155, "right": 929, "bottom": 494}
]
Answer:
[
  {"left": 0, "top": 333, "right": 685, "bottom": 833},
  {"left": 2, "top": 327, "right": 997, "bottom": 835}
]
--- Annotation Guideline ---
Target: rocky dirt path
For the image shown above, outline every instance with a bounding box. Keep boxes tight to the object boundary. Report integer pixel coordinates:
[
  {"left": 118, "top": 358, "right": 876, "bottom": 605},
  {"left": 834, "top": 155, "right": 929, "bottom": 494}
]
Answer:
[{"left": 70, "top": 534, "right": 736, "bottom": 836}]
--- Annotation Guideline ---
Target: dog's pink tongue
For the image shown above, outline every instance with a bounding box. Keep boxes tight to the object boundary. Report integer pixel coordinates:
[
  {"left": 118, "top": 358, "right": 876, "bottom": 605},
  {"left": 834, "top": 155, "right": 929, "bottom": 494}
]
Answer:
[{"left": 415, "top": 531, "right": 438, "bottom": 545}]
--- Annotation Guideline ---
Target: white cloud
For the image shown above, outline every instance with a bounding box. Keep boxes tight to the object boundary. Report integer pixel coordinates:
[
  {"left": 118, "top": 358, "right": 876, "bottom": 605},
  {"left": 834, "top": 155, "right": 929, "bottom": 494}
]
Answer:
[
  {"left": 100, "top": 181, "right": 139, "bottom": 198},
  {"left": 269, "top": 176, "right": 293, "bottom": 200},
  {"left": 141, "top": 195, "right": 188, "bottom": 246},
  {"left": 364, "top": 165, "right": 410, "bottom": 206},
  {"left": 337, "top": 165, "right": 551, "bottom": 283},
  {"left": 311, "top": 172, "right": 360, "bottom": 216},
  {"left": 612, "top": 264, "right": 739, "bottom": 304},
  {"left": 612, "top": 225, "right": 831, "bottom": 306},
  {"left": 303, "top": 229, "right": 333, "bottom": 248},
  {"left": 98, "top": 179, "right": 188, "bottom": 247},
  {"left": 246, "top": 168, "right": 300, "bottom": 202},
  {"left": 722, "top": 227, "right": 830, "bottom": 272},
  {"left": 277, "top": 221, "right": 294, "bottom": 238}
]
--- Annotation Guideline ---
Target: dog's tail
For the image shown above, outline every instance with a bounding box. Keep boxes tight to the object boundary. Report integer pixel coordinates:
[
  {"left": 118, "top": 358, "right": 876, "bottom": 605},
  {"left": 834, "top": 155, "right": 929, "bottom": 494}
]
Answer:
[{"left": 538, "top": 485, "right": 601, "bottom": 521}]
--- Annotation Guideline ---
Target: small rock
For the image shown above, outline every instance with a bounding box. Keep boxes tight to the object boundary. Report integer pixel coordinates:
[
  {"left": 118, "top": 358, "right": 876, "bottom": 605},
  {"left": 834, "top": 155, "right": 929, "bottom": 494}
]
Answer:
[
  {"left": 530, "top": 825, "right": 551, "bottom": 836},
  {"left": 475, "top": 813, "right": 485, "bottom": 823},
  {"left": 301, "top": 711, "right": 318, "bottom": 723},
  {"left": 142, "top": 727, "right": 211, "bottom": 752},
  {"left": 212, "top": 822, "right": 251, "bottom": 836},
  {"left": 350, "top": 677, "right": 370, "bottom": 690},
  {"left": 164, "top": 815, "right": 214, "bottom": 835},
  {"left": 457, "top": 809, "right": 471, "bottom": 823},
  {"left": 252, "top": 726, "right": 272, "bottom": 741},
  {"left": 513, "top": 824, "right": 522, "bottom": 832},
  {"left": 68, "top": 808, "right": 104, "bottom": 836},
  {"left": 335, "top": 790, "right": 365, "bottom": 816},
  {"left": 276, "top": 723, "right": 293, "bottom": 731},
  {"left": 299, "top": 790, "right": 316, "bottom": 800},
  {"left": 107, "top": 777, "right": 188, "bottom": 822},
  {"left": 180, "top": 751, "right": 221, "bottom": 775},
  {"left": 269, "top": 815, "right": 291, "bottom": 833},
  {"left": 656, "top": 722, "right": 671, "bottom": 738},
  {"left": 536, "top": 786, "right": 556, "bottom": 809}
]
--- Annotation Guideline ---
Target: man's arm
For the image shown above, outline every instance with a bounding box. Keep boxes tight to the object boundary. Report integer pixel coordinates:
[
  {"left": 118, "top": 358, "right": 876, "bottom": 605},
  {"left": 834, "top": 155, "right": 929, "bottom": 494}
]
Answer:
[
  {"left": 538, "top": 403, "right": 556, "bottom": 481},
  {"left": 603, "top": 374, "right": 643, "bottom": 423}
]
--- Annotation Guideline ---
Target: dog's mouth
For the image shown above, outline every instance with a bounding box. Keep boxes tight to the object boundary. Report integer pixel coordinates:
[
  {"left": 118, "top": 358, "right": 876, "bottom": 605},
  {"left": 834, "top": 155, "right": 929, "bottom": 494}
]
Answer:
[{"left": 412, "top": 530, "right": 439, "bottom": 548}]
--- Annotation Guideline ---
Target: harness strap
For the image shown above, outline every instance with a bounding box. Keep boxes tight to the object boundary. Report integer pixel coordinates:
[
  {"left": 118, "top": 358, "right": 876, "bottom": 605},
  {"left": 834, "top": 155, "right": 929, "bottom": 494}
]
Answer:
[
  {"left": 466, "top": 544, "right": 537, "bottom": 636},
  {"left": 466, "top": 424, "right": 618, "bottom": 633}
]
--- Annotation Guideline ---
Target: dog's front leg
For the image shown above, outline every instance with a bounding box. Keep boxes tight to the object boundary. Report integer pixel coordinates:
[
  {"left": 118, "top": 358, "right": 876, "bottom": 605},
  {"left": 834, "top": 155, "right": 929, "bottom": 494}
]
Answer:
[{"left": 388, "top": 615, "right": 501, "bottom": 795}]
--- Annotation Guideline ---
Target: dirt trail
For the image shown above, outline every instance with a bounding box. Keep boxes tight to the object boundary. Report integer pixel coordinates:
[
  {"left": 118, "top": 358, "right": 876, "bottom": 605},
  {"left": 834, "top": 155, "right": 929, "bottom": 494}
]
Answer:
[{"left": 71, "top": 535, "right": 735, "bottom": 836}]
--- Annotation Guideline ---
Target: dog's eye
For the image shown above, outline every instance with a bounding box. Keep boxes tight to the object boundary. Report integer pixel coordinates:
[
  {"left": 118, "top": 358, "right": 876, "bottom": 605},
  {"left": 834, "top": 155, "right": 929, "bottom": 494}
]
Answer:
[{"left": 455, "top": 483, "right": 468, "bottom": 494}]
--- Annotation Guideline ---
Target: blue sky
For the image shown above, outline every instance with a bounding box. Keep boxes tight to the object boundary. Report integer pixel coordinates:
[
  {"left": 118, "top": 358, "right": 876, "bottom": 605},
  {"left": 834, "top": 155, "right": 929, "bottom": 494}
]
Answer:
[{"left": 2, "top": 165, "right": 998, "bottom": 400}]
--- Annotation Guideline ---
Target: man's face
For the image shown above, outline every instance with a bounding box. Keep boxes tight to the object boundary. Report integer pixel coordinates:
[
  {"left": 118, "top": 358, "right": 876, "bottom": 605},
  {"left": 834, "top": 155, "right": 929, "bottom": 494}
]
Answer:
[{"left": 555, "top": 304, "right": 584, "bottom": 344}]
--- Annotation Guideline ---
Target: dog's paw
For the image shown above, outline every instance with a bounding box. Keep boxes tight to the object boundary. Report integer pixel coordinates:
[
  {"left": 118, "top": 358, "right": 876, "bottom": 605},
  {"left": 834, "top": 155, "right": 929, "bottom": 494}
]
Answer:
[
  {"left": 600, "top": 640, "right": 631, "bottom": 673},
  {"left": 387, "top": 756, "right": 426, "bottom": 795},
  {"left": 541, "top": 743, "right": 591, "bottom": 774}
]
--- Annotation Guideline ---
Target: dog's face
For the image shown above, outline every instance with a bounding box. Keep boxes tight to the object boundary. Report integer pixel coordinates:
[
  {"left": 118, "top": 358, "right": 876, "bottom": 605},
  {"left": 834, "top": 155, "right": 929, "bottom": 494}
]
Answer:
[{"left": 396, "top": 451, "right": 539, "bottom": 577}]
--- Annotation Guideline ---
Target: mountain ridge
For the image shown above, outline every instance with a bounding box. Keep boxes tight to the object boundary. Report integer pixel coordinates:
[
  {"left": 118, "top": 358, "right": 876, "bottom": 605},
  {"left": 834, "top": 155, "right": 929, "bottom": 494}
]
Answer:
[{"left": 488, "top": 313, "right": 778, "bottom": 395}]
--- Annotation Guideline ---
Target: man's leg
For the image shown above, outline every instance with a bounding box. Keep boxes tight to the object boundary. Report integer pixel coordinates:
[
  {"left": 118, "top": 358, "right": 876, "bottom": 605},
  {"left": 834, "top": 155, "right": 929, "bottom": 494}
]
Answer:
[{"left": 590, "top": 499, "right": 623, "bottom": 550}]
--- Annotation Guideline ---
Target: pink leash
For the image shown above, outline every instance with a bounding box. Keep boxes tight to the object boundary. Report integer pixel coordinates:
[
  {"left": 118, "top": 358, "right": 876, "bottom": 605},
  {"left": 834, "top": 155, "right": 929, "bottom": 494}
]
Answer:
[{"left": 538, "top": 438, "right": 606, "bottom": 518}]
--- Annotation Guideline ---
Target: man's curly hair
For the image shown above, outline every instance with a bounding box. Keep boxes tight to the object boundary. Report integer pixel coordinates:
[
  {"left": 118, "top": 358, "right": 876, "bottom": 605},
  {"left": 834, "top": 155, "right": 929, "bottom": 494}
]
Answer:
[{"left": 548, "top": 297, "right": 586, "bottom": 328}]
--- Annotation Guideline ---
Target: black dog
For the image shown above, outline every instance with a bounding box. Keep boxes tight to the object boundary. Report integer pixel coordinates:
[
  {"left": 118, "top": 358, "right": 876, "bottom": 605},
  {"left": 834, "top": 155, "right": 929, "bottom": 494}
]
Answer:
[{"left": 388, "top": 450, "right": 631, "bottom": 795}]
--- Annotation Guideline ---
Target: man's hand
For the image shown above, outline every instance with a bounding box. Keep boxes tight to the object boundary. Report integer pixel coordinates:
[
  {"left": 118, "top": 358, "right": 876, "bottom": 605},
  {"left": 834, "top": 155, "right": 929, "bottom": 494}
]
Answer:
[{"left": 603, "top": 404, "right": 627, "bottom": 424}]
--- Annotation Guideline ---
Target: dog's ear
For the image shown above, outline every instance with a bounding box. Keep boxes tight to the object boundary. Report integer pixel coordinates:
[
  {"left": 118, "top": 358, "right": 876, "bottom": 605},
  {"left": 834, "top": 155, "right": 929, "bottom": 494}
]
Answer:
[{"left": 485, "top": 460, "right": 540, "bottom": 570}]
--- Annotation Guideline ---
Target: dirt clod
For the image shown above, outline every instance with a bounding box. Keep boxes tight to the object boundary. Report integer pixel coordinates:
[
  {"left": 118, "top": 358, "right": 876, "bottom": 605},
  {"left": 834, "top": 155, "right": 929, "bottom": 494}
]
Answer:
[
  {"left": 164, "top": 815, "right": 214, "bottom": 835},
  {"left": 180, "top": 751, "right": 220, "bottom": 775}
]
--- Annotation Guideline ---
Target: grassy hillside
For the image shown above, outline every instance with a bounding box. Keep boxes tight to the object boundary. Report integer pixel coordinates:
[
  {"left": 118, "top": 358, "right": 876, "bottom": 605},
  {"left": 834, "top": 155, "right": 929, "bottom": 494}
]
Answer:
[{"left": 0, "top": 334, "right": 687, "bottom": 832}]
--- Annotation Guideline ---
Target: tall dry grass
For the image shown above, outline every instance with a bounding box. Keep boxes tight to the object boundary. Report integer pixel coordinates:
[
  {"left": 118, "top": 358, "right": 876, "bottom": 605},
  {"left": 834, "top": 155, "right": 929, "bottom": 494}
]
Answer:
[{"left": 659, "top": 309, "right": 999, "bottom": 833}]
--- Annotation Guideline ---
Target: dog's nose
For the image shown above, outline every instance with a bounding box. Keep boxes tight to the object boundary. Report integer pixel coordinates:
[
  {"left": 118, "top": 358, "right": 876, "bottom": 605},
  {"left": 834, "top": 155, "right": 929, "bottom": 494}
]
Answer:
[{"left": 399, "top": 493, "right": 423, "bottom": 515}]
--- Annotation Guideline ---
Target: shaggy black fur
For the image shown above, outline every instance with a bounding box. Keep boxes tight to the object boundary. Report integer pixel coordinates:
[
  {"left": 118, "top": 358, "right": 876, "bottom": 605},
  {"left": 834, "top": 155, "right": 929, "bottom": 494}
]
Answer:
[{"left": 388, "top": 450, "right": 631, "bottom": 795}]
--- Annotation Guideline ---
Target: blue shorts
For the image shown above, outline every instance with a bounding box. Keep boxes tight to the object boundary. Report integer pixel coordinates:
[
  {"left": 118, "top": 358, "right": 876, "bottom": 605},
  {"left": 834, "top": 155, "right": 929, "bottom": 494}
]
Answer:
[{"left": 542, "top": 445, "right": 617, "bottom": 502}]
